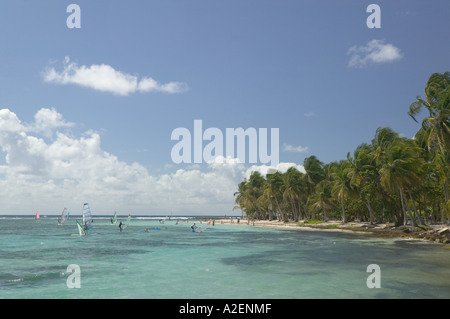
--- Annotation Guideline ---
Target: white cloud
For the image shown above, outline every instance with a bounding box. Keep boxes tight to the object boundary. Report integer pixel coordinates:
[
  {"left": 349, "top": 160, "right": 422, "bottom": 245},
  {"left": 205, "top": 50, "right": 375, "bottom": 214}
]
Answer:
[
  {"left": 31, "top": 107, "right": 74, "bottom": 137},
  {"left": 283, "top": 143, "right": 308, "bottom": 153},
  {"left": 347, "top": 39, "right": 403, "bottom": 68},
  {"left": 304, "top": 112, "right": 314, "bottom": 117},
  {"left": 0, "top": 108, "right": 306, "bottom": 215},
  {"left": 43, "top": 57, "right": 188, "bottom": 96}
]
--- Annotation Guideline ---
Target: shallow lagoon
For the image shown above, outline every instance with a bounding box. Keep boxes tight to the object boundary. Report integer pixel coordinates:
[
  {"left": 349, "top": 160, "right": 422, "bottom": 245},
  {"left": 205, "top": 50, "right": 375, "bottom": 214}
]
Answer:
[{"left": 1, "top": 217, "right": 449, "bottom": 299}]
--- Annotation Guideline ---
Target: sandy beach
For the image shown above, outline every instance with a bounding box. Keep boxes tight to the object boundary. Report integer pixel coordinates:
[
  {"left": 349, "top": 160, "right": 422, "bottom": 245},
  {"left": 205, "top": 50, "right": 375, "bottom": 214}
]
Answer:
[{"left": 213, "top": 218, "right": 450, "bottom": 244}]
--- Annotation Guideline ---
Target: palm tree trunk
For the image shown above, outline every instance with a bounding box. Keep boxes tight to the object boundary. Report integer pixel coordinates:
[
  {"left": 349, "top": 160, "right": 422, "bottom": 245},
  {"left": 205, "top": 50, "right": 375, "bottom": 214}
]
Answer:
[
  {"left": 340, "top": 198, "right": 346, "bottom": 224},
  {"left": 399, "top": 188, "right": 408, "bottom": 225},
  {"left": 407, "top": 190, "right": 424, "bottom": 225},
  {"left": 445, "top": 172, "right": 450, "bottom": 225},
  {"left": 365, "top": 200, "right": 375, "bottom": 225},
  {"left": 444, "top": 171, "right": 449, "bottom": 203},
  {"left": 303, "top": 205, "right": 310, "bottom": 220},
  {"left": 290, "top": 197, "right": 297, "bottom": 222},
  {"left": 322, "top": 202, "right": 328, "bottom": 221},
  {"left": 274, "top": 197, "right": 285, "bottom": 222},
  {"left": 400, "top": 188, "right": 417, "bottom": 227}
]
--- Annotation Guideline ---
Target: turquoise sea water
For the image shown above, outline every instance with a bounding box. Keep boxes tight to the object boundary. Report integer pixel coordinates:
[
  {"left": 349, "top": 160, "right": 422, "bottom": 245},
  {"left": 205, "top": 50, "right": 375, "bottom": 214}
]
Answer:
[{"left": 1, "top": 216, "right": 449, "bottom": 299}]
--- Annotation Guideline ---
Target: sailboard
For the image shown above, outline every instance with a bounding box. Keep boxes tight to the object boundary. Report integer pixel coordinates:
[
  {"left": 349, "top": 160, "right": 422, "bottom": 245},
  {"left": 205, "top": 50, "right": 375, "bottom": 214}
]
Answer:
[
  {"left": 111, "top": 211, "right": 117, "bottom": 225},
  {"left": 58, "top": 208, "right": 68, "bottom": 225},
  {"left": 191, "top": 221, "right": 210, "bottom": 233},
  {"left": 35, "top": 211, "right": 40, "bottom": 221},
  {"left": 82, "top": 203, "right": 94, "bottom": 229},
  {"left": 76, "top": 203, "right": 93, "bottom": 236},
  {"left": 118, "top": 214, "right": 131, "bottom": 232}
]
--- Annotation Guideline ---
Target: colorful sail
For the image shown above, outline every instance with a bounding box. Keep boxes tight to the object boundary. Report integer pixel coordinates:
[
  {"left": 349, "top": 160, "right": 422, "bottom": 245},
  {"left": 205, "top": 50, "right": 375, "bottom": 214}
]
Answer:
[
  {"left": 35, "top": 211, "right": 40, "bottom": 220},
  {"left": 111, "top": 211, "right": 117, "bottom": 225},
  {"left": 58, "top": 208, "right": 68, "bottom": 225},
  {"left": 76, "top": 220, "right": 86, "bottom": 236}
]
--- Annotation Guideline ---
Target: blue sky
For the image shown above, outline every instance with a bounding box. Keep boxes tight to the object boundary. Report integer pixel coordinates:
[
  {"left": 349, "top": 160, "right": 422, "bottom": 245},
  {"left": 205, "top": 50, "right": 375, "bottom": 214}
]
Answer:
[{"left": 0, "top": 0, "right": 449, "bottom": 215}]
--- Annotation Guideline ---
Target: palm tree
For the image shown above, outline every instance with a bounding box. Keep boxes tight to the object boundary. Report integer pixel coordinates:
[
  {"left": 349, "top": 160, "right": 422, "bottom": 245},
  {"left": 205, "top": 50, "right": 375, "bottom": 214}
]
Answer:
[
  {"left": 283, "top": 167, "right": 304, "bottom": 221},
  {"left": 378, "top": 138, "right": 426, "bottom": 226},
  {"left": 233, "top": 171, "right": 266, "bottom": 218},
  {"left": 266, "top": 172, "right": 287, "bottom": 221},
  {"left": 309, "top": 179, "right": 332, "bottom": 221},
  {"left": 409, "top": 72, "right": 450, "bottom": 222},
  {"left": 234, "top": 180, "right": 248, "bottom": 217},
  {"left": 371, "top": 127, "right": 399, "bottom": 167},
  {"left": 348, "top": 144, "right": 379, "bottom": 224},
  {"left": 409, "top": 72, "right": 450, "bottom": 158},
  {"left": 303, "top": 156, "right": 325, "bottom": 218},
  {"left": 330, "top": 159, "right": 353, "bottom": 224}
]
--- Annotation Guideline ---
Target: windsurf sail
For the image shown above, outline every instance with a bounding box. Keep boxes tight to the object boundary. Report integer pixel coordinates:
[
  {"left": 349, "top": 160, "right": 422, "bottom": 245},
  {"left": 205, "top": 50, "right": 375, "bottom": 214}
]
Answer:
[
  {"left": 124, "top": 214, "right": 131, "bottom": 229},
  {"left": 191, "top": 222, "right": 209, "bottom": 233},
  {"left": 82, "top": 203, "right": 93, "bottom": 228},
  {"left": 118, "top": 214, "right": 131, "bottom": 232},
  {"left": 193, "top": 225, "right": 208, "bottom": 232},
  {"left": 111, "top": 211, "right": 117, "bottom": 225},
  {"left": 76, "top": 220, "right": 86, "bottom": 236},
  {"left": 58, "top": 208, "right": 68, "bottom": 225},
  {"left": 35, "top": 211, "right": 40, "bottom": 220}
]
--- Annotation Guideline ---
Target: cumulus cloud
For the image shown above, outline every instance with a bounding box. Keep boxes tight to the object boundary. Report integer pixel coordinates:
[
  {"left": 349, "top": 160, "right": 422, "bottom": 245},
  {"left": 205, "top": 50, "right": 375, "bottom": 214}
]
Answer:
[
  {"left": 0, "top": 108, "right": 237, "bottom": 214},
  {"left": 347, "top": 39, "right": 403, "bottom": 68},
  {"left": 31, "top": 107, "right": 74, "bottom": 137},
  {"left": 0, "top": 108, "right": 306, "bottom": 215},
  {"left": 283, "top": 143, "right": 308, "bottom": 153},
  {"left": 43, "top": 57, "right": 188, "bottom": 96}
]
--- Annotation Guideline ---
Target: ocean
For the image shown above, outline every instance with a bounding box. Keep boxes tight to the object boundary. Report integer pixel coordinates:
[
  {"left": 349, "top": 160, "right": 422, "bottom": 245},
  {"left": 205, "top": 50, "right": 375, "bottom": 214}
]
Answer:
[{"left": 1, "top": 216, "right": 449, "bottom": 299}]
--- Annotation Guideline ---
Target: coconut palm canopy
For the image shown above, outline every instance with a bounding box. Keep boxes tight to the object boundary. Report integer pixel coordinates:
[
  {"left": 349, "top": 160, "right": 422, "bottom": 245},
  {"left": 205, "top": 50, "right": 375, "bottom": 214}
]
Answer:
[{"left": 235, "top": 72, "right": 450, "bottom": 226}]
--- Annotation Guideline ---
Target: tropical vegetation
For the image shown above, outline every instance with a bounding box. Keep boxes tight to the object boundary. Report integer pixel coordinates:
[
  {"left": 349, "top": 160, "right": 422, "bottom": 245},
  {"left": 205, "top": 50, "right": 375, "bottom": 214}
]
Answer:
[{"left": 234, "top": 72, "right": 450, "bottom": 227}]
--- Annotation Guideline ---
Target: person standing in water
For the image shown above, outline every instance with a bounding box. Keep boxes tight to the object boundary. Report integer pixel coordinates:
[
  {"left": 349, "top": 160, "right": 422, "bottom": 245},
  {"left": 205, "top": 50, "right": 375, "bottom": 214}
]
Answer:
[{"left": 119, "top": 221, "right": 123, "bottom": 232}]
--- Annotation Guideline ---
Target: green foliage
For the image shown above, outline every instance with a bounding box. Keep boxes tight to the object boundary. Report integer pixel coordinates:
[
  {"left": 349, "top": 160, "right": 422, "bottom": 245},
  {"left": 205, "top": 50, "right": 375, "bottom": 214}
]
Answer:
[{"left": 234, "top": 72, "right": 450, "bottom": 225}]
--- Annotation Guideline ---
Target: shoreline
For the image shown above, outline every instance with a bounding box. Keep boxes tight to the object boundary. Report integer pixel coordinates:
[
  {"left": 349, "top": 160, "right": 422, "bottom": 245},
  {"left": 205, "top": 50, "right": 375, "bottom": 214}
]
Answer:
[{"left": 213, "top": 218, "right": 450, "bottom": 244}]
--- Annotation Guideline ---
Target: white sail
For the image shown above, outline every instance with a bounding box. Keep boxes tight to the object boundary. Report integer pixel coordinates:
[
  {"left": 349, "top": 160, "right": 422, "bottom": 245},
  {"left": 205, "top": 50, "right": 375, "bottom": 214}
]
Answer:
[
  {"left": 124, "top": 214, "right": 131, "bottom": 229},
  {"left": 82, "top": 203, "right": 93, "bottom": 228},
  {"left": 192, "top": 220, "right": 211, "bottom": 233}
]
